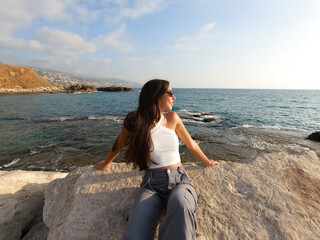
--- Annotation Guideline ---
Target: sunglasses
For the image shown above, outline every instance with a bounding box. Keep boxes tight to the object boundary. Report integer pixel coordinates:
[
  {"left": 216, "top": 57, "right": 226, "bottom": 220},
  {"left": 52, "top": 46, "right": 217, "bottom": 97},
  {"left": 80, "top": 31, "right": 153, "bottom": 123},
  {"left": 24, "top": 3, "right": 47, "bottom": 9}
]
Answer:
[{"left": 164, "top": 91, "right": 174, "bottom": 97}]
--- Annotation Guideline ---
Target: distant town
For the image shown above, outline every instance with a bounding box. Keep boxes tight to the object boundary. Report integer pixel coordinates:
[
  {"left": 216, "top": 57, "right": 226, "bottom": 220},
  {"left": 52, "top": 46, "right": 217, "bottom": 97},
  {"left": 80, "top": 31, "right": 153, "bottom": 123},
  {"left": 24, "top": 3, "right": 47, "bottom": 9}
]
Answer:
[{"left": 32, "top": 67, "right": 141, "bottom": 88}]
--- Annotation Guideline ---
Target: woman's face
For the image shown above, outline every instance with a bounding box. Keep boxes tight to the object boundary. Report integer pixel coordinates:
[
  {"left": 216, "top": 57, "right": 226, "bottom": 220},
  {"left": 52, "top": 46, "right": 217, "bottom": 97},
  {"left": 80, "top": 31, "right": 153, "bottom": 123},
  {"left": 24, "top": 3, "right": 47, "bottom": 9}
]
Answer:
[{"left": 159, "top": 85, "right": 176, "bottom": 112}]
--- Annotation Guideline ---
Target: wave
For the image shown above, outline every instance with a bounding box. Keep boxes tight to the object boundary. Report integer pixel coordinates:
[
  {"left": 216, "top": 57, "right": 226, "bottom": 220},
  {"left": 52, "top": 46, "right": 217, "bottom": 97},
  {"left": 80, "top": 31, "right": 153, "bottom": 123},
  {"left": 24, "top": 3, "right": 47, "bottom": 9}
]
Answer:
[
  {"left": 32, "top": 114, "right": 126, "bottom": 123},
  {"left": 88, "top": 114, "right": 125, "bottom": 123},
  {"left": 2, "top": 158, "right": 20, "bottom": 168},
  {"left": 33, "top": 116, "right": 86, "bottom": 123},
  {"left": 0, "top": 117, "right": 26, "bottom": 121},
  {"left": 219, "top": 124, "right": 317, "bottom": 155},
  {"left": 177, "top": 109, "right": 222, "bottom": 123},
  {"left": 240, "top": 123, "right": 310, "bottom": 133},
  {"left": 28, "top": 143, "right": 58, "bottom": 155},
  {"left": 242, "top": 124, "right": 282, "bottom": 130}
]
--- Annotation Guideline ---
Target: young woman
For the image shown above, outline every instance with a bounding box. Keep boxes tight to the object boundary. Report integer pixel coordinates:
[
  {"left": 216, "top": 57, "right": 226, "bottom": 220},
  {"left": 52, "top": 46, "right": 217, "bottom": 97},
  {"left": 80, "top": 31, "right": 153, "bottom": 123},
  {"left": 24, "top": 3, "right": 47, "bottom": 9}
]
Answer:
[{"left": 94, "top": 79, "right": 219, "bottom": 240}]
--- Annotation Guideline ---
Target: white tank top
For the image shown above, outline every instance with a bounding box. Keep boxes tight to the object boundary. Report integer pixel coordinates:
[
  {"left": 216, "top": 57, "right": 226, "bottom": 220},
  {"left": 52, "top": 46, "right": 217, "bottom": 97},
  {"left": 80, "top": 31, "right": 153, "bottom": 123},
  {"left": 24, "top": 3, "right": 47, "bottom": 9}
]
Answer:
[{"left": 149, "top": 114, "right": 181, "bottom": 169}]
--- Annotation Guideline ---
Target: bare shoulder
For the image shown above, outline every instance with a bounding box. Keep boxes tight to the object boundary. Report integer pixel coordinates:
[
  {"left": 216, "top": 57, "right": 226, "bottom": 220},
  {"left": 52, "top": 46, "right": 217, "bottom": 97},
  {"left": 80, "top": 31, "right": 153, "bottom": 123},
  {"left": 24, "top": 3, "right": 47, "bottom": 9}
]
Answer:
[
  {"left": 164, "top": 111, "right": 180, "bottom": 121},
  {"left": 163, "top": 111, "right": 181, "bottom": 129}
]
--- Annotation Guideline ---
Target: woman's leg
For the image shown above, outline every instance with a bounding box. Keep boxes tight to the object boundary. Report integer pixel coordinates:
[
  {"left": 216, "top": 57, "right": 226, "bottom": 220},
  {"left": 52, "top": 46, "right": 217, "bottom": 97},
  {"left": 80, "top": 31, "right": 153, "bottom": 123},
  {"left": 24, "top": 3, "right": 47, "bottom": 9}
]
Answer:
[
  {"left": 159, "top": 184, "right": 197, "bottom": 240},
  {"left": 122, "top": 186, "right": 164, "bottom": 240}
]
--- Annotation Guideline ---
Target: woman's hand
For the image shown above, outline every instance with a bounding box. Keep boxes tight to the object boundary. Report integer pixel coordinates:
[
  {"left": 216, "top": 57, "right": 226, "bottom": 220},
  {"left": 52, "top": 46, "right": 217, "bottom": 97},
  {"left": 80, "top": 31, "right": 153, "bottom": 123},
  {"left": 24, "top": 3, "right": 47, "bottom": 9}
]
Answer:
[
  {"left": 203, "top": 159, "right": 219, "bottom": 167},
  {"left": 93, "top": 160, "right": 111, "bottom": 170}
]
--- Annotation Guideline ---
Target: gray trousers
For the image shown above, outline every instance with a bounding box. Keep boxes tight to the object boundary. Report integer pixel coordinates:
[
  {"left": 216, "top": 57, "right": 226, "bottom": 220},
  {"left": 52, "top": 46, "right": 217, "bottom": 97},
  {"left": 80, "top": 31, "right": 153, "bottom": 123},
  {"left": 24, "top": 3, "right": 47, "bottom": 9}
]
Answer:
[{"left": 122, "top": 166, "right": 197, "bottom": 240}]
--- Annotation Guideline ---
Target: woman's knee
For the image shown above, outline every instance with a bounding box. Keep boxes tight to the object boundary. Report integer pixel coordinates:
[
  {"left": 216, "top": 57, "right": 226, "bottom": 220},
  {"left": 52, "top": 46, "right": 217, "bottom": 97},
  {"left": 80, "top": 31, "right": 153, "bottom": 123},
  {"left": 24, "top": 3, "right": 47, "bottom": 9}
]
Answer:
[{"left": 168, "top": 185, "right": 197, "bottom": 212}]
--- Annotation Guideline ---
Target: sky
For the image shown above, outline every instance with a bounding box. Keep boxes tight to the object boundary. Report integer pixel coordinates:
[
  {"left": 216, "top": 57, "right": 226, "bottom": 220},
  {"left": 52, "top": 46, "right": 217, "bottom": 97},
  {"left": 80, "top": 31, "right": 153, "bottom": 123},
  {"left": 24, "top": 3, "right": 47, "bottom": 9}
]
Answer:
[{"left": 1, "top": 0, "right": 320, "bottom": 89}]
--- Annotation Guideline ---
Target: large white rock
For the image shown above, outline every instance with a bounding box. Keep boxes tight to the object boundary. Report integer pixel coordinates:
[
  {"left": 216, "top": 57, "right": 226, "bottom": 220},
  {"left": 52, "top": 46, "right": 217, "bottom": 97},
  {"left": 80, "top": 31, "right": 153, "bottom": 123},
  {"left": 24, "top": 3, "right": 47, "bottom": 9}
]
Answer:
[
  {"left": 0, "top": 170, "right": 67, "bottom": 240},
  {"left": 43, "top": 148, "right": 320, "bottom": 240}
]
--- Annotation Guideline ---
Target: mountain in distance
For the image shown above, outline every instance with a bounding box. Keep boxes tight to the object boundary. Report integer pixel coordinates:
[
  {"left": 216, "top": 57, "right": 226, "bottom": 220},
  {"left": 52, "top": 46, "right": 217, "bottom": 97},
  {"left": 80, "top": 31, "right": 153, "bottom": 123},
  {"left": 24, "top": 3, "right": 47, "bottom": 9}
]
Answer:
[{"left": 32, "top": 67, "right": 142, "bottom": 88}]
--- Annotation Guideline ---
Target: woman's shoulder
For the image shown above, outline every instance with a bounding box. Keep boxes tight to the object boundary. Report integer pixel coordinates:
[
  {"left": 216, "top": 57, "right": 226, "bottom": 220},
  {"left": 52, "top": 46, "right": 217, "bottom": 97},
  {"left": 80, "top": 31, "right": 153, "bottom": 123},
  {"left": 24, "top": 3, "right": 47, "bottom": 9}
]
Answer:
[{"left": 164, "top": 111, "right": 181, "bottom": 123}]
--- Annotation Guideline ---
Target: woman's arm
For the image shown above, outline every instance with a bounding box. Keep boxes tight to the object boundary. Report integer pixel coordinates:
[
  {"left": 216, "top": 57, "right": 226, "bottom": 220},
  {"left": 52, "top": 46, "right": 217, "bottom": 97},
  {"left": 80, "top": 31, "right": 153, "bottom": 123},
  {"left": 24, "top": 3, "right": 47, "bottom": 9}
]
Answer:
[
  {"left": 93, "top": 125, "right": 130, "bottom": 170},
  {"left": 171, "top": 112, "right": 219, "bottom": 167}
]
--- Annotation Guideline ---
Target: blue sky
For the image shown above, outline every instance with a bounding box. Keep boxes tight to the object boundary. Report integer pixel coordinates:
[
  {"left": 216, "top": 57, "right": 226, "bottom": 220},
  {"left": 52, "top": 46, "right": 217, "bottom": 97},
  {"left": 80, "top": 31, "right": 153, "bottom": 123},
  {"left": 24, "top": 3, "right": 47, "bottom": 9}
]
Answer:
[{"left": 1, "top": 0, "right": 320, "bottom": 89}]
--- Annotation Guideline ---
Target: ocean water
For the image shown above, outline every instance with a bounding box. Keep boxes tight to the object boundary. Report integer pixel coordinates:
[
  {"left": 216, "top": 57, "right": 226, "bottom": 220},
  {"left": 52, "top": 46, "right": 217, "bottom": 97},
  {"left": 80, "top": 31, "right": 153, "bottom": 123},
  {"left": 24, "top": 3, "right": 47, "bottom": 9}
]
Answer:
[{"left": 0, "top": 89, "right": 319, "bottom": 171}]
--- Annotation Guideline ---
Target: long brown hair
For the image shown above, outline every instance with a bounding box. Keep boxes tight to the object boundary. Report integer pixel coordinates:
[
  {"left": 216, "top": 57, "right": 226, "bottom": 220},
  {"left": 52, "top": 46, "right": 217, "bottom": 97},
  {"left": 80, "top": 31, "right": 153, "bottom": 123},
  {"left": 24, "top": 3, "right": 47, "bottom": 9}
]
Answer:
[{"left": 124, "top": 79, "right": 170, "bottom": 170}]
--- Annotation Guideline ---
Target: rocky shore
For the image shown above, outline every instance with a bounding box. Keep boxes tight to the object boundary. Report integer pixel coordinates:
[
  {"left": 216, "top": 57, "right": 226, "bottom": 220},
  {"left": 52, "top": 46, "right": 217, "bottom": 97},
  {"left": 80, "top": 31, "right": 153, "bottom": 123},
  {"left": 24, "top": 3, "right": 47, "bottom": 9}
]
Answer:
[
  {"left": 0, "top": 84, "right": 132, "bottom": 94},
  {"left": 0, "top": 83, "right": 95, "bottom": 94},
  {"left": 0, "top": 86, "right": 64, "bottom": 94},
  {"left": 1, "top": 148, "right": 319, "bottom": 240}
]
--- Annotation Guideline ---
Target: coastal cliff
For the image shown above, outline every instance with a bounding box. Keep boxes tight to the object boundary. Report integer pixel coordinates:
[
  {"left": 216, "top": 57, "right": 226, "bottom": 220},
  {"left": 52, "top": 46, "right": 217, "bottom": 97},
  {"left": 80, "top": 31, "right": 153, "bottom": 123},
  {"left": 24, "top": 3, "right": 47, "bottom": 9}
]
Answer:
[
  {"left": 1, "top": 148, "right": 320, "bottom": 239},
  {"left": 0, "top": 63, "right": 61, "bottom": 94}
]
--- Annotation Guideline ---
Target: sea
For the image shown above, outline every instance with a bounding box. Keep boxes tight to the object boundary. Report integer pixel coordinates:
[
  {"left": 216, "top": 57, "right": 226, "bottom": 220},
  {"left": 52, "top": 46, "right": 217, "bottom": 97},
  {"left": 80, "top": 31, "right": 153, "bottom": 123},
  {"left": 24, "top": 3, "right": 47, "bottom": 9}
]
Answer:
[{"left": 1, "top": 89, "right": 319, "bottom": 172}]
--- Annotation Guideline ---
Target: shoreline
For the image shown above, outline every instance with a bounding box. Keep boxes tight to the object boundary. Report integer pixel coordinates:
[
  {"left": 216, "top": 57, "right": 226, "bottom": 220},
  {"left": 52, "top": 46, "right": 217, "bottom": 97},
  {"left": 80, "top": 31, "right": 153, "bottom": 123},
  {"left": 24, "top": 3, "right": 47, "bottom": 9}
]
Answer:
[
  {"left": 1, "top": 123, "right": 319, "bottom": 172},
  {"left": 0, "top": 86, "right": 133, "bottom": 95},
  {"left": 0, "top": 87, "right": 65, "bottom": 95}
]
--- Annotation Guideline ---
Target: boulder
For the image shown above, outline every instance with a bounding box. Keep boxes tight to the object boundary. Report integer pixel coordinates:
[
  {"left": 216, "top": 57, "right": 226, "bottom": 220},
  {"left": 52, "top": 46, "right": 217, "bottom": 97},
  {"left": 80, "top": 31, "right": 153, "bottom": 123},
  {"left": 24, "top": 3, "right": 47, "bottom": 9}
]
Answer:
[
  {"left": 180, "top": 112, "right": 215, "bottom": 123},
  {"left": 21, "top": 222, "right": 49, "bottom": 240},
  {"left": 97, "top": 86, "right": 132, "bottom": 92},
  {"left": 65, "top": 84, "right": 95, "bottom": 93},
  {"left": 43, "top": 148, "right": 320, "bottom": 240},
  {"left": 0, "top": 170, "right": 67, "bottom": 240},
  {"left": 307, "top": 131, "right": 320, "bottom": 142}
]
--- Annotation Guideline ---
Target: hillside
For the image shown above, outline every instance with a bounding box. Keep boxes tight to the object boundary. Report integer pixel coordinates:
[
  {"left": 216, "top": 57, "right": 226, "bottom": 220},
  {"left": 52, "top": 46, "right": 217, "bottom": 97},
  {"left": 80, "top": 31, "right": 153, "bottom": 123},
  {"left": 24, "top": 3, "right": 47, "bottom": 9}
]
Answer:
[
  {"left": 0, "top": 63, "right": 54, "bottom": 89},
  {"left": 32, "top": 67, "right": 141, "bottom": 88}
]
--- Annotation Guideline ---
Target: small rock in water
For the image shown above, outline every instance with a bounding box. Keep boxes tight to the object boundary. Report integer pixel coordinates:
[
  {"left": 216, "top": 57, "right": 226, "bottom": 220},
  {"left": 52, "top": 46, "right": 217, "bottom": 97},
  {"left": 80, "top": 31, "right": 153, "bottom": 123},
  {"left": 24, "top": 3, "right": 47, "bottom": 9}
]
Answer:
[
  {"left": 307, "top": 131, "right": 320, "bottom": 142},
  {"left": 203, "top": 117, "right": 215, "bottom": 122},
  {"left": 190, "top": 113, "right": 215, "bottom": 122}
]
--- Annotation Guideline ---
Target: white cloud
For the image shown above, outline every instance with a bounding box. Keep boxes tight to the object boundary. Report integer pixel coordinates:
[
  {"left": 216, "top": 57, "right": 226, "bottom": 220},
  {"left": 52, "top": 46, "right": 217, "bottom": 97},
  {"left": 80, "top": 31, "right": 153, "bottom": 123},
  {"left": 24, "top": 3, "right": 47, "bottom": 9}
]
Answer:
[
  {"left": 0, "top": 0, "right": 70, "bottom": 28},
  {"left": 199, "top": 22, "right": 216, "bottom": 34},
  {"left": 0, "top": 26, "right": 45, "bottom": 52},
  {"left": 167, "top": 41, "right": 199, "bottom": 52},
  {"left": 73, "top": 5, "right": 100, "bottom": 23},
  {"left": 0, "top": 0, "right": 162, "bottom": 57},
  {"left": 120, "top": 0, "right": 163, "bottom": 19},
  {"left": 94, "top": 24, "right": 134, "bottom": 52},
  {"left": 0, "top": 0, "right": 93, "bottom": 54},
  {"left": 153, "top": 60, "right": 163, "bottom": 66},
  {"left": 26, "top": 40, "right": 45, "bottom": 52},
  {"left": 102, "top": 0, "right": 164, "bottom": 24},
  {"left": 103, "top": 58, "right": 113, "bottom": 63},
  {"left": 36, "top": 27, "right": 96, "bottom": 57},
  {"left": 167, "top": 21, "right": 216, "bottom": 53},
  {"left": 91, "top": 57, "right": 113, "bottom": 63},
  {"left": 1, "top": 24, "right": 133, "bottom": 58},
  {"left": 124, "top": 57, "right": 144, "bottom": 61}
]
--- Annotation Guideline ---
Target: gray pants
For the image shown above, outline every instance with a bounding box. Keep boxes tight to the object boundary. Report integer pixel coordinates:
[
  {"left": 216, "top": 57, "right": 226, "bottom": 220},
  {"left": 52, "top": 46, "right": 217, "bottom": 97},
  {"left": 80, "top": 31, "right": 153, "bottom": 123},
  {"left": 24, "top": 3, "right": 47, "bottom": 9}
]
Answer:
[{"left": 122, "top": 166, "right": 197, "bottom": 240}]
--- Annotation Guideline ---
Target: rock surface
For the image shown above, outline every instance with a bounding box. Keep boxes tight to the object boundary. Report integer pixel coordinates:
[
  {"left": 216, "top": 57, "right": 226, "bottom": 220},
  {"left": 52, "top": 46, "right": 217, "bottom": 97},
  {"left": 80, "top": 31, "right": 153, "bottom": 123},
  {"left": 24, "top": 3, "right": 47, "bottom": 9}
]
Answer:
[
  {"left": 64, "top": 83, "right": 95, "bottom": 93},
  {"left": 43, "top": 148, "right": 320, "bottom": 240},
  {"left": 0, "top": 170, "right": 67, "bottom": 240},
  {"left": 179, "top": 111, "right": 216, "bottom": 123},
  {"left": 307, "top": 131, "right": 320, "bottom": 142},
  {"left": 97, "top": 86, "right": 132, "bottom": 92}
]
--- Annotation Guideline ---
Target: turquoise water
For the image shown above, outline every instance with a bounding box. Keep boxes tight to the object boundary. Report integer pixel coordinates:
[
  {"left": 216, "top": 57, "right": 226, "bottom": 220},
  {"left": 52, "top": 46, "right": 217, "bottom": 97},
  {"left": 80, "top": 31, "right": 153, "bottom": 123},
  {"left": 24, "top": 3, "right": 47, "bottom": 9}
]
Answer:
[{"left": 1, "top": 89, "right": 319, "bottom": 171}]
